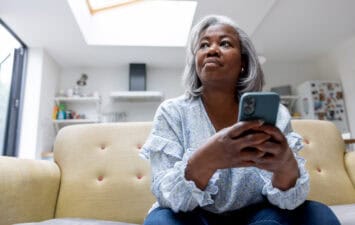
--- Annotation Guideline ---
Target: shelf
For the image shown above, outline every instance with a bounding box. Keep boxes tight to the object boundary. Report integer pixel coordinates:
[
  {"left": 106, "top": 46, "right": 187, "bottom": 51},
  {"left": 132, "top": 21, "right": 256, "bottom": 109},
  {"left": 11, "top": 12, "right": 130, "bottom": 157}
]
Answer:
[
  {"left": 53, "top": 96, "right": 102, "bottom": 132},
  {"left": 110, "top": 91, "right": 163, "bottom": 101},
  {"left": 54, "top": 96, "right": 100, "bottom": 105},
  {"left": 280, "top": 95, "right": 299, "bottom": 115},
  {"left": 53, "top": 119, "right": 99, "bottom": 124},
  {"left": 280, "top": 95, "right": 299, "bottom": 100}
]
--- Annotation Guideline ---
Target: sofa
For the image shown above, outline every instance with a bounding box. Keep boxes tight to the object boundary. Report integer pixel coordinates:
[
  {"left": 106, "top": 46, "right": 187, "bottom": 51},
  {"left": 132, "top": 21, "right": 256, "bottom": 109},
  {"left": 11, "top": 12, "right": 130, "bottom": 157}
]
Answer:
[{"left": 0, "top": 120, "right": 354, "bottom": 225}]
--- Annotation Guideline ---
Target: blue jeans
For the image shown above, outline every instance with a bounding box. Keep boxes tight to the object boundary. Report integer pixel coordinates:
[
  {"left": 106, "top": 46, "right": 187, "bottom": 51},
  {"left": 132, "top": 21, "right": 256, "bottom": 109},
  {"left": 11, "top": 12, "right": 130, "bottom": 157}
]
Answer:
[{"left": 143, "top": 200, "right": 340, "bottom": 225}]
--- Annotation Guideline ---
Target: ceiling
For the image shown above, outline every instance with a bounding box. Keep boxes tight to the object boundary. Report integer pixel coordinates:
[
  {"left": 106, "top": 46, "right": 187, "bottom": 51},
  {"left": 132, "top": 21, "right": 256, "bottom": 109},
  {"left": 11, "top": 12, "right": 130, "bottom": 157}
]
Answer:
[{"left": 1, "top": 0, "right": 355, "bottom": 68}]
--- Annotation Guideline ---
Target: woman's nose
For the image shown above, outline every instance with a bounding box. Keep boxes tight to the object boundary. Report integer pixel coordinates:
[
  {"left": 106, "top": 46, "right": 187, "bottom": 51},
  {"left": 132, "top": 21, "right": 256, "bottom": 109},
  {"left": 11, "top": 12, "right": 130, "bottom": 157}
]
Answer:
[{"left": 207, "top": 44, "right": 220, "bottom": 57}]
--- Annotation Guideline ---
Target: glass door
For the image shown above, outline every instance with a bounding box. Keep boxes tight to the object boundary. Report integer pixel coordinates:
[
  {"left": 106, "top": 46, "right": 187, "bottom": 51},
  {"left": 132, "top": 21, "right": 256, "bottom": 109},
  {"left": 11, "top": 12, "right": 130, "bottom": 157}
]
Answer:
[{"left": 0, "top": 19, "right": 26, "bottom": 156}]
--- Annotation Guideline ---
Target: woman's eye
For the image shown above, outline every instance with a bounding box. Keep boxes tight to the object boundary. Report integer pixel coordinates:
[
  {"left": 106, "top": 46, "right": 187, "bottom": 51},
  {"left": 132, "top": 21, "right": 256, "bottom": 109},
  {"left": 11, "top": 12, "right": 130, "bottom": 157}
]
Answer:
[
  {"left": 221, "top": 41, "right": 231, "bottom": 47},
  {"left": 199, "top": 42, "right": 209, "bottom": 49}
]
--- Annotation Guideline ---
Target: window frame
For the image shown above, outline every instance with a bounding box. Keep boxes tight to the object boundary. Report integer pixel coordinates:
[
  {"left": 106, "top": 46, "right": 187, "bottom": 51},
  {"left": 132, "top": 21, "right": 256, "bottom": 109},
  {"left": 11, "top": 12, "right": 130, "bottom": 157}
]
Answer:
[
  {"left": 0, "top": 18, "right": 28, "bottom": 157},
  {"left": 86, "top": 0, "right": 142, "bottom": 14}
]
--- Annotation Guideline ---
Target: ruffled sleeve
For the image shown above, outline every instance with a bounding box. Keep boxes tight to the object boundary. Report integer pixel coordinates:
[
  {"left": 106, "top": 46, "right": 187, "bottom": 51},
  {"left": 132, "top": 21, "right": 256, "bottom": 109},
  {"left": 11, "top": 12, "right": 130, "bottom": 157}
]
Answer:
[
  {"left": 140, "top": 100, "right": 217, "bottom": 212},
  {"left": 259, "top": 104, "right": 310, "bottom": 210}
]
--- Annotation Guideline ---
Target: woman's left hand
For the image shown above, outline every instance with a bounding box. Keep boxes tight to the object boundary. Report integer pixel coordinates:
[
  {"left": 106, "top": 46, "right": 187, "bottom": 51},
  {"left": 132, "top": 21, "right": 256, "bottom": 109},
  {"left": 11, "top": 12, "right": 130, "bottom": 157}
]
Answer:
[{"left": 249, "top": 125, "right": 300, "bottom": 190}]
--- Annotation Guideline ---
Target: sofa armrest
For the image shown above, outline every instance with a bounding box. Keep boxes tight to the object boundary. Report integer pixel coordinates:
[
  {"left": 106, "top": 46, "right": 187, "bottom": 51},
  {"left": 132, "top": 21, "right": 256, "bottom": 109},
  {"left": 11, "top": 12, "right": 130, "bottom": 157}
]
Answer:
[
  {"left": 345, "top": 151, "right": 355, "bottom": 187},
  {"left": 0, "top": 156, "right": 60, "bottom": 225}
]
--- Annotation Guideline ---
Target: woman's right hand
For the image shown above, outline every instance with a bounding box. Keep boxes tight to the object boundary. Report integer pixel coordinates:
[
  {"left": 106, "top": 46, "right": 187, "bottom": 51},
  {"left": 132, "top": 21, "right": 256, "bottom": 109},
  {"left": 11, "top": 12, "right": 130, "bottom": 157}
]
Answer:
[
  {"left": 185, "top": 120, "right": 270, "bottom": 189},
  {"left": 207, "top": 120, "right": 271, "bottom": 169}
]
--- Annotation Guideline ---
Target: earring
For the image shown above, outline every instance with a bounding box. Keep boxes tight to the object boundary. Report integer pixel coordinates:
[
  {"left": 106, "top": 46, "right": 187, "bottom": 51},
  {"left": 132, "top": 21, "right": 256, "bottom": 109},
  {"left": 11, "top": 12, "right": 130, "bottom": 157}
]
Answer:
[{"left": 241, "top": 67, "right": 245, "bottom": 73}]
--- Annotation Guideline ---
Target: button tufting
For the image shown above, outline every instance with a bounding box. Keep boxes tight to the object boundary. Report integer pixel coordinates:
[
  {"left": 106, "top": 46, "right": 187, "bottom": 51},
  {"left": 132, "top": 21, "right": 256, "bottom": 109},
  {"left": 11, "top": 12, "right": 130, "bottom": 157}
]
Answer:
[
  {"left": 100, "top": 144, "right": 106, "bottom": 150},
  {"left": 316, "top": 167, "right": 322, "bottom": 173},
  {"left": 137, "top": 144, "right": 142, "bottom": 149},
  {"left": 137, "top": 175, "right": 143, "bottom": 180},
  {"left": 98, "top": 175, "right": 104, "bottom": 181},
  {"left": 304, "top": 139, "right": 309, "bottom": 144}
]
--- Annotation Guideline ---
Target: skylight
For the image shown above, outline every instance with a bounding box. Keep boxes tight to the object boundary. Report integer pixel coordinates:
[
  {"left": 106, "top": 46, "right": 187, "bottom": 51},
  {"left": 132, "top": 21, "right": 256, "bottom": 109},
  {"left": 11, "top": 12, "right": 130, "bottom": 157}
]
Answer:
[
  {"left": 86, "top": 0, "right": 142, "bottom": 14},
  {"left": 67, "top": 0, "right": 197, "bottom": 47}
]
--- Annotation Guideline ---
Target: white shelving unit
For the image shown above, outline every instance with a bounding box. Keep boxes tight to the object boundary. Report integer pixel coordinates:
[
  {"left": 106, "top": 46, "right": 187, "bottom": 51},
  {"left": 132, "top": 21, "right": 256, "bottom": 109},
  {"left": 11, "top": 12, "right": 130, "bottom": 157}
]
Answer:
[
  {"left": 280, "top": 95, "right": 300, "bottom": 117},
  {"left": 107, "top": 91, "right": 164, "bottom": 122},
  {"left": 109, "top": 91, "right": 163, "bottom": 101},
  {"left": 281, "top": 95, "right": 299, "bottom": 105},
  {"left": 53, "top": 96, "right": 101, "bottom": 131}
]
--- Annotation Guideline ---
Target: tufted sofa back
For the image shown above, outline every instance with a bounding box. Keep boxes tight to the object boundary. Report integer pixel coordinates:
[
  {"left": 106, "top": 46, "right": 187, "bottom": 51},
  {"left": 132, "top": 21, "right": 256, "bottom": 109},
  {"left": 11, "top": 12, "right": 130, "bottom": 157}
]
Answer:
[
  {"left": 52, "top": 120, "right": 355, "bottom": 224},
  {"left": 53, "top": 122, "right": 155, "bottom": 224},
  {"left": 292, "top": 120, "right": 355, "bottom": 205}
]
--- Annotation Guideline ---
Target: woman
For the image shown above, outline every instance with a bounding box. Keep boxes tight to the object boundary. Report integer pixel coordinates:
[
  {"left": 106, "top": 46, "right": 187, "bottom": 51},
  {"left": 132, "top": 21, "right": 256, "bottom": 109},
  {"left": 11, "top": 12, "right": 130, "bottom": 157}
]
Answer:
[{"left": 140, "top": 15, "right": 340, "bottom": 225}]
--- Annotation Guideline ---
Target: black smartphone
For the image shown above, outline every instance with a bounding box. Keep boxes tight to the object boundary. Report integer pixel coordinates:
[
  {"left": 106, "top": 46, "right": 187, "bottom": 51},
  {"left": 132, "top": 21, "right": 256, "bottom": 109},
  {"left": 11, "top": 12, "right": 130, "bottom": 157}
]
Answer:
[{"left": 238, "top": 92, "right": 280, "bottom": 126}]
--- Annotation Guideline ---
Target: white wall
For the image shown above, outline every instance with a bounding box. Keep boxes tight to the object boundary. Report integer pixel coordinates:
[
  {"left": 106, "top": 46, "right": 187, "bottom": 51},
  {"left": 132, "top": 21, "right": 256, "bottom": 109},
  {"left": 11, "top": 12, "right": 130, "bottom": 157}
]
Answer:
[
  {"left": 262, "top": 61, "right": 321, "bottom": 94},
  {"left": 36, "top": 50, "right": 60, "bottom": 158},
  {"left": 58, "top": 62, "right": 325, "bottom": 123},
  {"left": 317, "top": 36, "right": 355, "bottom": 134},
  {"left": 59, "top": 66, "right": 184, "bottom": 122},
  {"left": 18, "top": 48, "right": 60, "bottom": 159},
  {"left": 19, "top": 59, "right": 184, "bottom": 159},
  {"left": 18, "top": 48, "right": 43, "bottom": 159}
]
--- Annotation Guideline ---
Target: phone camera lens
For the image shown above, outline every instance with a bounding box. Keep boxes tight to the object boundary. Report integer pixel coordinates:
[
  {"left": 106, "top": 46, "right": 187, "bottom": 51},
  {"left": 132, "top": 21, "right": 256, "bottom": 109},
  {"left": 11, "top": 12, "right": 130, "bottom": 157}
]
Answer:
[
  {"left": 244, "top": 96, "right": 255, "bottom": 115},
  {"left": 245, "top": 96, "right": 255, "bottom": 105},
  {"left": 244, "top": 105, "right": 254, "bottom": 115}
]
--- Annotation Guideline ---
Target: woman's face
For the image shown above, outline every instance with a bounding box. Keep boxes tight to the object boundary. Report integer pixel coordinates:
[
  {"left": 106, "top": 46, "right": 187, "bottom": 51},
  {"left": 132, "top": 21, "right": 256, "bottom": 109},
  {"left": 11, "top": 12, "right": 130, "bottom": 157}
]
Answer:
[{"left": 195, "top": 24, "right": 242, "bottom": 90}]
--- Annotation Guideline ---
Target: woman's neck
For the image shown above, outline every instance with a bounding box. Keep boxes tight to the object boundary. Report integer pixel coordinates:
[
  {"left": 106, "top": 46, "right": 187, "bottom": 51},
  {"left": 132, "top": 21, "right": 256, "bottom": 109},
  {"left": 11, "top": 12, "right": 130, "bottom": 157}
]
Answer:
[{"left": 201, "top": 90, "right": 238, "bottom": 131}]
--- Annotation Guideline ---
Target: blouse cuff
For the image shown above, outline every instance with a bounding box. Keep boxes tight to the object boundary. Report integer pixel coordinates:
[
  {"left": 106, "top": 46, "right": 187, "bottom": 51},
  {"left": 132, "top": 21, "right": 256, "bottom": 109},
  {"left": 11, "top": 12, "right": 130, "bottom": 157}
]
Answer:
[
  {"left": 174, "top": 148, "right": 219, "bottom": 207},
  {"left": 261, "top": 155, "right": 310, "bottom": 210},
  {"left": 286, "top": 131, "right": 304, "bottom": 152}
]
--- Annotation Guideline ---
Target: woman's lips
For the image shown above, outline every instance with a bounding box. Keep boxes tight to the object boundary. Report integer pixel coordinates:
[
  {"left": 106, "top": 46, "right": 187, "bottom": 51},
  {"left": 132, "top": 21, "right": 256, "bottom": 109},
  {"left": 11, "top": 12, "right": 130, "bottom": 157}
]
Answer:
[{"left": 204, "top": 58, "right": 223, "bottom": 67}]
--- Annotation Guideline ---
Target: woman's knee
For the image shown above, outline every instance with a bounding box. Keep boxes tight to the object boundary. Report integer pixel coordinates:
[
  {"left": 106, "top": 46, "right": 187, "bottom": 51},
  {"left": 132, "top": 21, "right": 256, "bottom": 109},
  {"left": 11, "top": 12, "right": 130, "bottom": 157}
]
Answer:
[
  {"left": 143, "top": 208, "right": 178, "bottom": 225},
  {"left": 299, "top": 200, "right": 335, "bottom": 215},
  {"left": 143, "top": 207, "right": 205, "bottom": 225},
  {"left": 295, "top": 200, "right": 340, "bottom": 225}
]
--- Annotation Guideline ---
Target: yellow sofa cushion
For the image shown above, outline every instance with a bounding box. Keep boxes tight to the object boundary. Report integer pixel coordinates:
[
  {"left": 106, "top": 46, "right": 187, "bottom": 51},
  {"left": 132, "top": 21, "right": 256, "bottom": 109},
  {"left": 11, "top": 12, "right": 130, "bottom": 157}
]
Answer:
[
  {"left": 345, "top": 151, "right": 355, "bottom": 187},
  {"left": 292, "top": 120, "right": 355, "bottom": 205},
  {"left": 0, "top": 157, "right": 60, "bottom": 225},
  {"left": 53, "top": 122, "right": 155, "bottom": 224}
]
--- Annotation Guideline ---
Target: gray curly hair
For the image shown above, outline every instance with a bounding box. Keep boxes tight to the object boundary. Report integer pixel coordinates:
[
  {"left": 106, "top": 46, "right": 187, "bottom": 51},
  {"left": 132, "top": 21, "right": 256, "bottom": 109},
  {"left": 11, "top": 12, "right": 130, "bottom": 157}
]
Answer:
[{"left": 182, "top": 15, "right": 265, "bottom": 100}]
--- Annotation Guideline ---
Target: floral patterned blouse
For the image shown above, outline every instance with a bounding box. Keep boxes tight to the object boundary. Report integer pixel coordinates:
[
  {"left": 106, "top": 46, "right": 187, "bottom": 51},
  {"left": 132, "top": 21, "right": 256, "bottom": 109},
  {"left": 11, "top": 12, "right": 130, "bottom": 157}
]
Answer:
[{"left": 140, "top": 95, "right": 309, "bottom": 213}]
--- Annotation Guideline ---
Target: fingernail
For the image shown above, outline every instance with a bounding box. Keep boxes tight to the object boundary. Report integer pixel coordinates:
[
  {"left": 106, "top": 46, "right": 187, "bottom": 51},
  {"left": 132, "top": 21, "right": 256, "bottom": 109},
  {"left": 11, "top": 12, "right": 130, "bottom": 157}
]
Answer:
[{"left": 258, "top": 120, "right": 264, "bottom": 125}]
